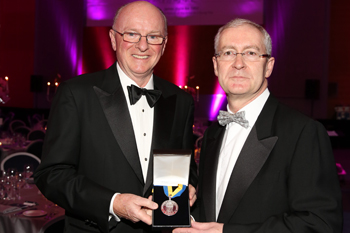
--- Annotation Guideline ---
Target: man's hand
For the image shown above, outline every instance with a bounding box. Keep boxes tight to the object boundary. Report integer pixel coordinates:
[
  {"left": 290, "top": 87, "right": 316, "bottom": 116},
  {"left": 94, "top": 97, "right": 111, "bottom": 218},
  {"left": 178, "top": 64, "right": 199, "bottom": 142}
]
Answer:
[
  {"left": 189, "top": 184, "right": 197, "bottom": 207},
  {"left": 142, "top": 195, "right": 154, "bottom": 217},
  {"left": 173, "top": 221, "right": 223, "bottom": 233},
  {"left": 113, "top": 193, "right": 158, "bottom": 225}
]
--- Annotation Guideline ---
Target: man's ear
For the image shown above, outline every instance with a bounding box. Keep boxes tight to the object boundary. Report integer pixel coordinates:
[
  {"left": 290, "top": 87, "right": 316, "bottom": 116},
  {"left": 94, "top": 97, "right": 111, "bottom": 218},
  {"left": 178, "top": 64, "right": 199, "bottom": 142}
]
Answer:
[
  {"left": 109, "top": 29, "right": 117, "bottom": 51},
  {"left": 213, "top": 56, "right": 219, "bottom": 77},
  {"left": 161, "top": 37, "right": 168, "bottom": 55},
  {"left": 265, "top": 57, "right": 275, "bottom": 78}
]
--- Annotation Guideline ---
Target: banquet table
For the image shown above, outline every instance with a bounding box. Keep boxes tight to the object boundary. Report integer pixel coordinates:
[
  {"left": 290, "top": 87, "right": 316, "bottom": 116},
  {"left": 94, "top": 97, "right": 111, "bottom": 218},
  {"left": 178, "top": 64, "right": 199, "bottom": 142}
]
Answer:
[
  {"left": 0, "top": 140, "right": 31, "bottom": 162},
  {"left": 0, "top": 183, "right": 65, "bottom": 233}
]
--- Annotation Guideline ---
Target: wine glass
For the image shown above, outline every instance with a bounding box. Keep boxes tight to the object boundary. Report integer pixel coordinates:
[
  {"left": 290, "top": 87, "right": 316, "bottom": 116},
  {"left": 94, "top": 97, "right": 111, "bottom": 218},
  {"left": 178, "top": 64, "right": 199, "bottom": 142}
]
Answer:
[
  {"left": 2, "top": 176, "right": 13, "bottom": 200},
  {"left": 7, "top": 168, "right": 18, "bottom": 181},
  {"left": 23, "top": 164, "right": 34, "bottom": 189},
  {"left": 0, "top": 170, "right": 7, "bottom": 200},
  {"left": 16, "top": 173, "right": 27, "bottom": 200},
  {"left": 6, "top": 168, "right": 18, "bottom": 200}
]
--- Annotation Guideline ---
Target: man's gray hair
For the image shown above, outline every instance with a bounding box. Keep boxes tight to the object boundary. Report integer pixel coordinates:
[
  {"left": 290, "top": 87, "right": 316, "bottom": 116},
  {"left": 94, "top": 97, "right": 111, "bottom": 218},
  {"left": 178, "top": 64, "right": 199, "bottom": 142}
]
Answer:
[{"left": 214, "top": 18, "right": 272, "bottom": 55}]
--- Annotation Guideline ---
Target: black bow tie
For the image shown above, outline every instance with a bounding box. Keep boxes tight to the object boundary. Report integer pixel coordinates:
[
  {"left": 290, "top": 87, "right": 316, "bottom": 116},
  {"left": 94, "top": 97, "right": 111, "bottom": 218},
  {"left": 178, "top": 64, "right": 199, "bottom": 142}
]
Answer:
[{"left": 127, "top": 84, "right": 162, "bottom": 108}]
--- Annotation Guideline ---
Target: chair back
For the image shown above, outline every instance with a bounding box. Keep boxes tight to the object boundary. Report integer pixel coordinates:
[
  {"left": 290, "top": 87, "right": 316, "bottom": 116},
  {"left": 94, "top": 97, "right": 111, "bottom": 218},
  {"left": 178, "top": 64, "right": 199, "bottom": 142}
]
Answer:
[
  {"left": 26, "top": 140, "right": 44, "bottom": 159},
  {"left": 0, "top": 113, "right": 14, "bottom": 132},
  {"left": 13, "top": 126, "right": 31, "bottom": 138},
  {"left": 28, "top": 113, "right": 43, "bottom": 128},
  {"left": 36, "top": 119, "right": 48, "bottom": 131},
  {"left": 9, "top": 120, "right": 26, "bottom": 134},
  {"left": 0, "top": 152, "right": 40, "bottom": 172},
  {"left": 27, "top": 129, "right": 46, "bottom": 141},
  {"left": 195, "top": 136, "right": 203, "bottom": 149},
  {"left": 43, "top": 219, "right": 65, "bottom": 233}
]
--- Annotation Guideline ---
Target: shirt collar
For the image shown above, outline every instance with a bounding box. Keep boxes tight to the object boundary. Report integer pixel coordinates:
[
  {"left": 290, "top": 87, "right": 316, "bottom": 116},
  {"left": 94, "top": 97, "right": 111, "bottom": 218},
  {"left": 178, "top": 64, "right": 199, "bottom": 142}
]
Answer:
[
  {"left": 226, "top": 88, "right": 270, "bottom": 128},
  {"left": 117, "top": 62, "right": 154, "bottom": 104}
]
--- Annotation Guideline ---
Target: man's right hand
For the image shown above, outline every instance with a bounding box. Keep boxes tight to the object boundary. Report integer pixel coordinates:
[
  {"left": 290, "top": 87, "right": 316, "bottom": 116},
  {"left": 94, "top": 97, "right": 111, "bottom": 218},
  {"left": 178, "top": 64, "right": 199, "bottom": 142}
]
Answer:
[{"left": 113, "top": 193, "right": 158, "bottom": 225}]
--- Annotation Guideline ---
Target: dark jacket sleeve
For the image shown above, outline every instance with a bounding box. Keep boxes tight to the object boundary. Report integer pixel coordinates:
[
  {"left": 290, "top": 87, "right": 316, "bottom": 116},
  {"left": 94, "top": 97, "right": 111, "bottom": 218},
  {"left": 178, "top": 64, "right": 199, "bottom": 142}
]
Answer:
[
  {"left": 34, "top": 82, "right": 114, "bottom": 233},
  {"left": 222, "top": 120, "right": 342, "bottom": 233}
]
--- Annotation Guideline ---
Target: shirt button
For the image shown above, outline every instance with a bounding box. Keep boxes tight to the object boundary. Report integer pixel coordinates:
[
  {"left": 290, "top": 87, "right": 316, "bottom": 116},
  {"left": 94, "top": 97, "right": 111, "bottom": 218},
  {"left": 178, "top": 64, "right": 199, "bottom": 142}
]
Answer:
[
  {"left": 144, "top": 133, "right": 146, "bottom": 136},
  {"left": 142, "top": 109, "right": 144, "bottom": 112},
  {"left": 145, "top": 158, "right": 148, "bottom": 161}
]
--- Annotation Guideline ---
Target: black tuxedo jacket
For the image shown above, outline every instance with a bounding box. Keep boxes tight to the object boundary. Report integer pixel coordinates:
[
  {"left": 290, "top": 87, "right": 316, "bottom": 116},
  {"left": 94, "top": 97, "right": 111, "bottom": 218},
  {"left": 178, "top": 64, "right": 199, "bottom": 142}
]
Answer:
[
  {"left": 34, "top": 63, "right": 198, "bottom": 233},
  {"left": 193, "top": 95, "right": 342, "bottom": 233}
]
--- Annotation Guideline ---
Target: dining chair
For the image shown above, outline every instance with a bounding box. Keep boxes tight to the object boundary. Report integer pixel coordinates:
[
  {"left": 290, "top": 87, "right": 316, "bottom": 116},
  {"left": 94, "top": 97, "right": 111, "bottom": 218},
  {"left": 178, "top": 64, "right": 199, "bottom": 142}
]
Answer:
[
  {"left": 13, "top": 126, "right": 31, "bottom": 138},
  {"left": 9, "top": 120, "right": 26, "bottom": 134},
  {"left": 0, "top": 146, "right": 3, "bottom": 162},
  {"left": 43, "top": 219, "right": 65, "bottom": 233},
  {"left": 26, "top": 139, "right": 44, "bottom": 160},
  {"left": 0, "top": 152, "right": 40, "bottom": 173},
  {"left": 33, "top": 119, "right": 48, "bottom": 131},
  {"left": 27, "top": 113, "right": 43, "bottom": 128},
  {"left": 0, "top": 112, "right": 15, "bottom": 132},
  {"left": 195, "top": 136, "right": 203, "bottom": 149},
  {"left": 27, "top": 129, "right": 46, "bottom": 141}
]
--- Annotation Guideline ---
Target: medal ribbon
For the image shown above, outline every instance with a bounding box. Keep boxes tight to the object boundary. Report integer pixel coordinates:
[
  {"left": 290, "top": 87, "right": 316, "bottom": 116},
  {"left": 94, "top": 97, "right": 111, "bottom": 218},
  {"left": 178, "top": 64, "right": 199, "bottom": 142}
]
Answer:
[{"left": 163, "top": 184, "right": 186, "bottom": 198}]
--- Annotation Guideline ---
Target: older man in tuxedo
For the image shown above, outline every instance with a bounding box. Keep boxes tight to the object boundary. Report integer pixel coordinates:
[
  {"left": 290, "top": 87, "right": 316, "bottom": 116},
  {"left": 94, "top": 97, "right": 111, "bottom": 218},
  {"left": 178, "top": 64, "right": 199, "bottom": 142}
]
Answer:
[
  {"left": 174, "top": 18, "right": 342, "bottom": 233},
  {"left": 34, "top": 1, "right": 197, "bottom": 233}
]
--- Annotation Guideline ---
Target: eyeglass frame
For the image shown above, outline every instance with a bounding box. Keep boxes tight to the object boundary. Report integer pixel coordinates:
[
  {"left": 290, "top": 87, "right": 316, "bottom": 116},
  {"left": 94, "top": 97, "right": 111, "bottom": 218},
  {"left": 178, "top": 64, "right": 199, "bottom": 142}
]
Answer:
[
  {"left": 214, "top": 51, "right": 271, "bottom": 62},
  {"left": 112, "top": 29, "right": 166, "bottom": 45}
]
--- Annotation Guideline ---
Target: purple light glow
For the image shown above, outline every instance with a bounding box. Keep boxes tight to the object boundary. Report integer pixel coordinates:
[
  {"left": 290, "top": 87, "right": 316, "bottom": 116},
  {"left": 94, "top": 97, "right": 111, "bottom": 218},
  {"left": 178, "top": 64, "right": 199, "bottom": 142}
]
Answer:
[
  {"left": 55, "top": 1, "right": 81, "bottom": 76},
  {"left": 87, "top": 0, "right": 110, "bottom": 21},
  {"left": 88, "top": 6, "right": 108, "bottom": 20},
  {"left": 174, "top": 26, "right": 190, "bottom": 86},
  {"left": 267, "top": 1, "right": 288, "bottom": 57},
  {"left": 209, "top": 82, "right": 226, "bottom": 121},
  {"left": 86, "top": 0, "right": 263, "bottom": 26},
  {"left": 238, "top": 1, "right": 261, "bottom": 14},
  {"left": 173, "top": 3, "right": 195, "bottom": 18}
]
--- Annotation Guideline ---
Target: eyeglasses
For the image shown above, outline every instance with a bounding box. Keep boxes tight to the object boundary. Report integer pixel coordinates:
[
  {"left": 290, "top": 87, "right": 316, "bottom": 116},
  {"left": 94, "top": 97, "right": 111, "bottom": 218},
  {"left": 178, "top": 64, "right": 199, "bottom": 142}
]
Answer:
[
  {"left": 112, "top": 29, "right": 166, "bottom": 45},
  {"left": 214, "top": 50, "right": 271, "bottom": 62}
]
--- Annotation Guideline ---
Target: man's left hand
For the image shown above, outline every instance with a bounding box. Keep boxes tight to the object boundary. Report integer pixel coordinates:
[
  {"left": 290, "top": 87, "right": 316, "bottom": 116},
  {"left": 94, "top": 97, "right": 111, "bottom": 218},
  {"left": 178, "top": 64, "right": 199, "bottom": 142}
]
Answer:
[
  {"left": 172, "top": 221, "right": 223, "bottom": 233},
  {"left": 188, "top": 184, "right": 197, "bottom": 207}
]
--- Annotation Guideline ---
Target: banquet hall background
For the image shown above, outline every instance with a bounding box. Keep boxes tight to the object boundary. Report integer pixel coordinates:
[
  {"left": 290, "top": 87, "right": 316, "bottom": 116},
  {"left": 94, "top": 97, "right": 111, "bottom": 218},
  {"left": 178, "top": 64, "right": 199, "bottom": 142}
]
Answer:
[
  {"left": 1, "top": 0, "right": 349, "bottom": 120},
  {"left": 0, "top": 0, "right": 350, "bottom": 232}
]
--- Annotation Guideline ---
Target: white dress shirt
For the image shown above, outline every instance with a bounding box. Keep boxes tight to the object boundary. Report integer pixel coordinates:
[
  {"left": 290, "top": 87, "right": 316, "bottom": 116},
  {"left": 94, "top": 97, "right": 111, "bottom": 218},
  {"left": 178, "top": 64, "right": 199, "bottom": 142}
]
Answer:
[
  {"left": 216, "top": 89, "right": 270, "bottom": 219},
  {"left": 118, "top": 63, "right": 154, "bottom": 181},
  {"left": 109, "top": 62, "right": 155, "bottom": 220}
]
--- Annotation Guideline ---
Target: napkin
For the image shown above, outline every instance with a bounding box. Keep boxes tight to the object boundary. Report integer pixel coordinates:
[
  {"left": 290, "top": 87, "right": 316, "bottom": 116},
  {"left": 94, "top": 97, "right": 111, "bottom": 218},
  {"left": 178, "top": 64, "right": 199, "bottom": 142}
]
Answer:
[{"left": 0, "top": 204, "right": 22, "bottom": 214}]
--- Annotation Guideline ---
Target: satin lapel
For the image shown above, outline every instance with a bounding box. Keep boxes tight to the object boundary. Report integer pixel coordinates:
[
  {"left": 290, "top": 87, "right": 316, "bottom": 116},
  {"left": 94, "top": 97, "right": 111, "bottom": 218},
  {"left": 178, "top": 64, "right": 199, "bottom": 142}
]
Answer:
[
  {"left": 93, "top": 75, "right": 144, "bottom": 185},
  {"left": 143, "top": 79, "right": 176, "bottom": 195},
  {"left": 202, "top": 124, "right": 226, "bottom": 222},
  {"left": 217, "top": 95, "right": 279, "bottom": 223}
]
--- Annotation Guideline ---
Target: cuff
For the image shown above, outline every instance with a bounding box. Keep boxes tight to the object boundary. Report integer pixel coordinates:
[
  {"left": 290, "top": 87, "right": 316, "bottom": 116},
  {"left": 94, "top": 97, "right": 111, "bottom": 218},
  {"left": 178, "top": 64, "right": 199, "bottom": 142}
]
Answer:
[{"left": 109, "top": 193, "right": 121, "bottom": 222}]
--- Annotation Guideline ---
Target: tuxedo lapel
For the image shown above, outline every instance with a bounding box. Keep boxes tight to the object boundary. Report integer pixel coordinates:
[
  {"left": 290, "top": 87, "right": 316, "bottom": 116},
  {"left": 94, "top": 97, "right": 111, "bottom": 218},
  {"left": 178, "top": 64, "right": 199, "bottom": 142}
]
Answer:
[
  {"left": 202, "top": 124, "right": 226, "bottom": 222},
  {"left": 143, "top": 76, "right": 176, "bottom": 195},
  {"left": 217, "top": 96, "right": 279, "bottom": 223},
  {"left": 217, "top": 126, "right": 277, "bottom": 222},
  {"left": 93, "top": 65, "right": 144, "bottom": 185}
]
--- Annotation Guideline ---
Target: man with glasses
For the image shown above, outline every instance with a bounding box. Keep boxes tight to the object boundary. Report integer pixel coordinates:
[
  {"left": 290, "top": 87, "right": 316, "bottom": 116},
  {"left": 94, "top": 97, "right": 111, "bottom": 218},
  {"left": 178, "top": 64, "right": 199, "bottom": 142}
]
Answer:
[
  {"left": 34, "top": 1, "right": 197, "bottom": 233},
  {"left": 174, "top": 18, "right": 342, "bottom": 233}
]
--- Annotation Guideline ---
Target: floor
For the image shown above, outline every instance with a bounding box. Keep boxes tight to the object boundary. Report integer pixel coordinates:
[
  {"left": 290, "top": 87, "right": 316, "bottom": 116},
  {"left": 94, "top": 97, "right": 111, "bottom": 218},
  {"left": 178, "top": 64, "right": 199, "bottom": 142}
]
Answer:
[{"left": 333, "top": 148, "right": 350, "bottom": 233}]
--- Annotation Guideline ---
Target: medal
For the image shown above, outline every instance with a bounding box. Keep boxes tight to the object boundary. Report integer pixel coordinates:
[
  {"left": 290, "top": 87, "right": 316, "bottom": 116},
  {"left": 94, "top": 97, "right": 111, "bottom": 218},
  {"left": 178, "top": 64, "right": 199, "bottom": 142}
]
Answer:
[
  {"left": 161, "top": 184, "right": 186, "bottom": 216},
  {"left": 161, "top": 198, "right": 179, "bottom": 216}
]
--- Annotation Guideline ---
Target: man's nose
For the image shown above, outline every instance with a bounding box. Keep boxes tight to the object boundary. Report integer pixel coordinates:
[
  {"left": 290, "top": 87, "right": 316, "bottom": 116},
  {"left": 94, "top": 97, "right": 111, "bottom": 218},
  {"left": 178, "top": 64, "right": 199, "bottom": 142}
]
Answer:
[
  {"left": 232, "top": 53, "right": 245, "bottom": 69},
  {"left": 135, "top": 36, "right": 149, "bottom": 51}
]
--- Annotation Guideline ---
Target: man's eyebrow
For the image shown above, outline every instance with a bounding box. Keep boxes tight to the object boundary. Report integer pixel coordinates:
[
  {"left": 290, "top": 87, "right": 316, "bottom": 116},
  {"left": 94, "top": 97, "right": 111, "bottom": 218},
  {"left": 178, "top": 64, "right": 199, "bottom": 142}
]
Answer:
[
  {"left": 123, "top": 29, "right": 162, "bottom": 35},
  {"left": 221, "top": 45, "right": 236, "bottom": 51},
  {"left": 243, "top": 45, "right": 261, "bottom": 51},
  {"left": 221, "top": 45, "right": 261, "bottom": 51}
]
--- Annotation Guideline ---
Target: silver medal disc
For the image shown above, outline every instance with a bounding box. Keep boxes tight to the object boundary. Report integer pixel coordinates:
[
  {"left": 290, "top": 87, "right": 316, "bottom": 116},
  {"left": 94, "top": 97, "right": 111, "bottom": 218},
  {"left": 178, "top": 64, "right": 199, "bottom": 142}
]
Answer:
[{"left": 161, "top": 199, "right": 179, "bottom": 216}]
